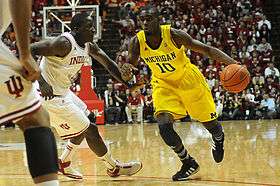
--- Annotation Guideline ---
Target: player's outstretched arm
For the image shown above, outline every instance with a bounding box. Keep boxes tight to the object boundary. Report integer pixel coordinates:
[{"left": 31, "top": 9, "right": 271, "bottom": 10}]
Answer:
[
  {"left": 86, "top": 42, "right": 130, "bottom": 86},
  {"left": 171, "top": 28, "right": 237, "bottom": 65},
  {"left": 31, "top": 36, "right": 71, "bottom": 58},
  {"left": 86, "top": 42, "right": 144, "bottom": 91}
]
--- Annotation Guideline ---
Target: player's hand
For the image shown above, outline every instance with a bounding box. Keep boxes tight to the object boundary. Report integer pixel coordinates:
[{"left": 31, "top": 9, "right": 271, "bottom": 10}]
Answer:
[
  {"left": 20, "top": 56, "right": 41, "bottom": 82},
  {"left": 85, "top": 42, "right": 99, "bottom": 55},
  {"left": 120, "top": 63, "right": 138, "bottom": 81},
  {"left": 38, "top": 76, "right": 54, "bottom": 100},
  {"left": 129, "top": 78, "right": 146, "bottom": 92}
]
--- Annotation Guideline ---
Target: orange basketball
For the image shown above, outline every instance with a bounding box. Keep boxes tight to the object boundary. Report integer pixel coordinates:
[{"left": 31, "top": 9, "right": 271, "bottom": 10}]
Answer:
[{"left": 220, "top": 64, "right": 250, "bottom": 93}]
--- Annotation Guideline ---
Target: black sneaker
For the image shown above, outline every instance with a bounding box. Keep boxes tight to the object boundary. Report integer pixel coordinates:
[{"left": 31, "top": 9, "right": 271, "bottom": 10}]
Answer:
[
  {"left": 172, "top": 156, "right": 200, "bottom": 181},
  {"left": 211, "top": 133, "right": 224, "bottom": 163}
]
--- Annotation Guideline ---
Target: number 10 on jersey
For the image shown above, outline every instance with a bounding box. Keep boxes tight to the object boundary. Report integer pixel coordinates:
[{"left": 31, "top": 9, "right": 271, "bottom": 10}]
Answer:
[{"left": 156, "top": 62, "right": 176, "bottom": 73}]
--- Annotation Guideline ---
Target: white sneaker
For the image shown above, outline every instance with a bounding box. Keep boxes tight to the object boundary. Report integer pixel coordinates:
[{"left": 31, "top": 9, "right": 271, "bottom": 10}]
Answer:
[
  {"left": 58, "top": 159, "right": 83, "bottom": 180},
  {"left": 107, "top": 160, "right": 142, "bottom": 177}
]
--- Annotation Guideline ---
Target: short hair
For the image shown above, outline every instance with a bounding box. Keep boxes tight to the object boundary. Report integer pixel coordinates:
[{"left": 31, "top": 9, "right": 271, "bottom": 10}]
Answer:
[
  {"left": 140, "top": 5, "right": 159, "bottom": 16},
  {"left": 70, "top": 12, "right": 90, "bottom": 30}
]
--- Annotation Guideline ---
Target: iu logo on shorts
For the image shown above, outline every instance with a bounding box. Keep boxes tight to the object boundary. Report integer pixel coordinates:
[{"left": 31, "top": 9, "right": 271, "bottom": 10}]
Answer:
[
  {"left": 60, "top": 123, "right": 70, "bottom": 130},
  {"left": 5, "top": 75, "right": 24, "bottom": 98}
]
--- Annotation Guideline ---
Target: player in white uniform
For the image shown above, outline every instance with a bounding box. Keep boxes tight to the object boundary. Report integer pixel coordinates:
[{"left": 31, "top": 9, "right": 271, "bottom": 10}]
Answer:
[
  {"left": 0, "top": 0, "right": 59, "bottom": 185},
  {"left": 31, "top": 13, "right": 142, "bottom": 179}
]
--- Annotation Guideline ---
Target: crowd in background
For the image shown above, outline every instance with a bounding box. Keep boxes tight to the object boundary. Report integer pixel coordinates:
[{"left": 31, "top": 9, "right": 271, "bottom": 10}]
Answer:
[{"left": 1, "top": 0, "right": 279, "bottom": 126}]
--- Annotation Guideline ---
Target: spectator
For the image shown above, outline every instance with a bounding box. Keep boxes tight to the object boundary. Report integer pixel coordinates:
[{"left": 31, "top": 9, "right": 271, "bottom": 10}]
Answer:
[
  {"left": 259, "top": 24, "right": 270, "bottom": 42},
  {"left": 144, "top": 88, "right": 155, "bottom": 123},
  {"left": 260, "top": 94, "right": 277, "bottom": 119},
  {"left": 99, "top": 0, "right": 109, "bottom": 20},
  {"left": 239, "top": 46, "right": 250, "bottom": 60},
  {"left": 252, "top": 72, "right": 265, "bottom": 86},
  {"left": 257, "top": 15, "right": 271, "bottom": 30},
  {"left": 220, "top": 95, "right": 235, "bottom": 120},
  {"left": 206, "top": 73, "right": 216, "bottom": 90},
  {"left": 257, "top": 37, "right": 272, "bottom": 53},
  {"left": 262, "top": 49, "right": 273, "bottom": 65},
  {"left": 230, "top": 95, "right": 245, "bottom": 120},
  {"left": 125, "top": 90, "right": 143, "bottom": 124},
  {"left": 216, "top": 95, "right": 224, "bottom": 118},
  {"left": 118, "top": 3, "right": 131, "bottom": 20},
  {"left": 247, "top": 39, "right": 258, "bottom": 53},
  {"left": 114, "top": 89, "right": 128, "bottom": 123},
  {"left": 264, "top": 62, "right": 280, "bottom": 79},
  {"left": 104, "top": 83, "right": 121, "bottom": 124}
]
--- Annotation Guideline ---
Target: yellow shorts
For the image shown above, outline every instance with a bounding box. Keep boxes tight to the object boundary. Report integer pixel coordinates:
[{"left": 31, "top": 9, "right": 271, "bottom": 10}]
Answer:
[{"left": 151, "top": 64, "right": 217, "bottom": 122}]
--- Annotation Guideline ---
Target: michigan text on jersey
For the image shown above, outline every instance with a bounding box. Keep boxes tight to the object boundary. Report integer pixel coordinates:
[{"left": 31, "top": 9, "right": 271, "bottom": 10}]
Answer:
[{"left": 143, "top": 52, "right": 176, "bottom": 63}]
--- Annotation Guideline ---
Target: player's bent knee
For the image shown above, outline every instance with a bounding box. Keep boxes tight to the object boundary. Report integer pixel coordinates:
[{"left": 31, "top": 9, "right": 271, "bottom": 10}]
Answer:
[
  {"left": 157, "top": 113, "right": 174, "bottom": 136},
  {"left": 156, "top": 112, "right": 174, "bottom": 125},
  {"left": 202, "top": 119, "right": 223, "bottom": 136},
  {"left": 202, "top": 119, "right": 220, "bottom": 130},
  {"left": 157, "top": 113, "right": 182, "bottom": 147},
  {"left": 24, "top": 127, "right": 58, "bottom": 178}
]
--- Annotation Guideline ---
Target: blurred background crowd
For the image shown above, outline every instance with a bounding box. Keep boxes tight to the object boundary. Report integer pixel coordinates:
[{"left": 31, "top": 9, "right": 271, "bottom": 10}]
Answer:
[{"left": 1, "top": 0, "right": 279, "bottom": 126}]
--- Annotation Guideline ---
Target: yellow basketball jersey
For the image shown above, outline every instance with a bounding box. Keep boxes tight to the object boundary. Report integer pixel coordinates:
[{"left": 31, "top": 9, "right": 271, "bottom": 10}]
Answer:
[{"left": 137, "top": 25, "right": 191, "bottom": 82}]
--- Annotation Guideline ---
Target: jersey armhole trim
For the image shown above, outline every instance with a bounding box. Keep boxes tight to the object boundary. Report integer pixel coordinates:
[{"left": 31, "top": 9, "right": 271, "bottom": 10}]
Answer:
[
  {"left": 136, "top": 32, "right": 144, "bottom": 56},
  {"left": 169, "top": 28, "right": 181, "bottom": 50}
]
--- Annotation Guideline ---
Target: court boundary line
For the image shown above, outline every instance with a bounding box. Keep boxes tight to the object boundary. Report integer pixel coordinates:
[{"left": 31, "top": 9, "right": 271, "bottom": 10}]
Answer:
[{"left": 0, "top": 173, "right": 279, "bottom": 186}]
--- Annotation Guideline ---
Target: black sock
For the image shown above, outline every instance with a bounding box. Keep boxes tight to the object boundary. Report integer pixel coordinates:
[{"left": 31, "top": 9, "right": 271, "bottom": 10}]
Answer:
[
  {"left": 173, "top": 145, "right": 189, "bottom": 161},
  {"left": 157, "top": 114, "right": 190, "bottom": 162}
]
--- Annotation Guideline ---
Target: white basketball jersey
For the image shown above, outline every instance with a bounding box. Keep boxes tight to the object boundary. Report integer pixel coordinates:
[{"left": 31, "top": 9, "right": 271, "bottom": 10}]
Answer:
[{"left": 40, "top": 32, "right": 92, "bottom": 95}]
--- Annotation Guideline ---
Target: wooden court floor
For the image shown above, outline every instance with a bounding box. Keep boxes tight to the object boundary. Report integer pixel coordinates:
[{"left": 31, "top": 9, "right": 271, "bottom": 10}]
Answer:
[{"left": 0, "top": 120, "right": 279, "bottom": 186}]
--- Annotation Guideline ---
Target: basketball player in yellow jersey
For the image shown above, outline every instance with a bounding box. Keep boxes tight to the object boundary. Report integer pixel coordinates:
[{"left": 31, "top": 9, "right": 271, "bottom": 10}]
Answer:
[{"left": 120, "top": 6, "right": 239, "bottom": 181}]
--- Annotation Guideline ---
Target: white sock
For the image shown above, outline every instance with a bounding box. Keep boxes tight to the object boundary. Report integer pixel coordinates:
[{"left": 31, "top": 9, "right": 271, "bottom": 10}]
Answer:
[
  {"left": 36, "top": 180, "right": 59, "bottom": 186},
  {"left": 60, "top": 140, "right": 78, "bottom": 162},
  {"left": 99, "top": 150, "right": 116, "bottom": 169}
]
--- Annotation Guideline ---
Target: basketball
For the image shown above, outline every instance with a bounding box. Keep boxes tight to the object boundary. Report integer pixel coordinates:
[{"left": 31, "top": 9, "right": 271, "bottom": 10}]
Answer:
[{"left": 220, "top": 64, "right": 250, "bottom": 93}]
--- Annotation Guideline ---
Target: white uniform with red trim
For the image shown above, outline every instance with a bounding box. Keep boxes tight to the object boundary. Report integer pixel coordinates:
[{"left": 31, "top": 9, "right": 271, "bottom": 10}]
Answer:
[
  {"left": 39, "top": 32, "right": 92, "bottom": 139},
  {"left": 0, "top": 0, "right": 41, "bottom": 124}
]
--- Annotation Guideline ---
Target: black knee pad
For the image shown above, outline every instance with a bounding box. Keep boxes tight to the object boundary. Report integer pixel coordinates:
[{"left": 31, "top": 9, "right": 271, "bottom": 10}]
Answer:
[
  {"left": 24, "top": 127, "right": 58, "bottom": 178},
  {"left": 158, "top": 123, "right": 173, "bottom": 141},
  {"left": 157, "top": 113, "right": 182, "bottom": 148},
  {"left": 156, "top": 113, "right": 174, "bottom": 125}
]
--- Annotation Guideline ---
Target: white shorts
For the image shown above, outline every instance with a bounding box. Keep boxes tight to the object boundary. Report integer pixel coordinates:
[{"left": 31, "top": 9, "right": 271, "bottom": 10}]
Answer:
[
  {"left": 0, "top": 65, "right": 41, "bottom": 124},
  {"left": 42, "top": 90, "right": 90, "bottom": 140}
]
